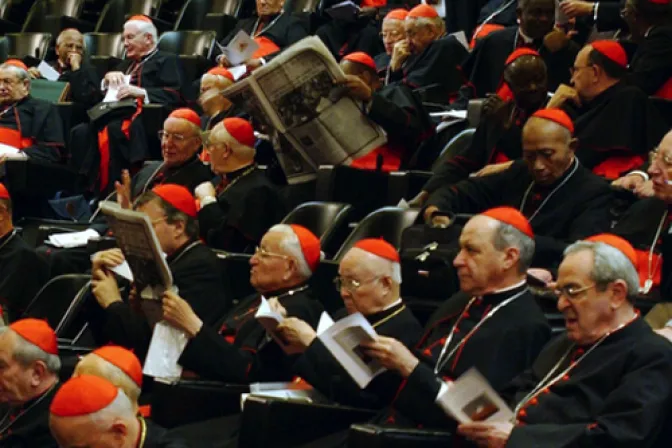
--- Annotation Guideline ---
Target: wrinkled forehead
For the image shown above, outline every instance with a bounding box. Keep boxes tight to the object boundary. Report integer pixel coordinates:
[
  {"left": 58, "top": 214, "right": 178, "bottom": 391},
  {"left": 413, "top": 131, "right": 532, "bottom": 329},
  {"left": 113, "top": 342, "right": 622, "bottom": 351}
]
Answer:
[
  {"left": 260, "top": 231, "right": 288, "bottom": 254},
  {"left": 0, "top": 68, "right": 21, "bottom": 81}
]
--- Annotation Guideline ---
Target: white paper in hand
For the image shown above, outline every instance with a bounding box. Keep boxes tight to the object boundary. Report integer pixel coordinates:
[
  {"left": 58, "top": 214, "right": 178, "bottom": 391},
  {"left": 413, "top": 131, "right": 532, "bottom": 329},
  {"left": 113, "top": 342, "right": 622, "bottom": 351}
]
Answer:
[
  {"left": 317, "top": 312, "right": 335, "bottom": 335},
  {"left": 103, "top": 75, "right": 131, "bottom": 102},
  {"left": 37, "top": 60, "right": 60, "bottom": 81},
  {"left": 143, "top": 321, "right": 189, "bottom": 382},
  {"left": 229, "top": 65, "right": 248, "bottom": 81},
  {"left": 255, "top": 296, "right": 284, "bottom": 332},
  {"left": 221, "top": 31, "right": 259, "bottom": 65},
  {"left": 450, "top": 31, "right": 469, "bottom": 50},
  {"left": 0, "top": 143, "right": 20, "bottom": 156},
  {"left": 109, "top": 260, "right": 134, "bottom": 281}
]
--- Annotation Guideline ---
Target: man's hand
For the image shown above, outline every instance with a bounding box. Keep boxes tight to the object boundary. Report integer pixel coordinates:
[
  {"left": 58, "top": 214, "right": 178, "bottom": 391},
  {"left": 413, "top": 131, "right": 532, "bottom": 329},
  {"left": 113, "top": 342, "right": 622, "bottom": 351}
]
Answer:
[
  {"left": 471, "top": 161, "right": 514, "bottom": 178},
  {"left": 162, "top": 290, "right": 203, "bottom": 338},
  {"left": 115, "top": 169, "right": 132, "bottom": 209},
  {"left": 334, "top": 75, "right": 373, "bottom": 102},
  {"left": 635, "top": 180, "right": 655, "bottom": 198},
  {"left": 91, "top": 248, "right": 125, "bottom": 272},
  {"left": 194, "top": 181, "right": 217, "bottom": 202},
  {"left": 117, "top": 85, "right": 146, "bottom": 100},
  {"left": 217, "top": 54, "right": 232, "bottom": 68},
  {"left": 91, "top": 268, "right": 122, "bottom": 309},
  {"left": 482, "top": 94, "right": 516, "bottom": 128},
  {"left": 27, "top": 67, "right": 42, "bottom": 79},
  {"left": 276, "top": 317, "right": 317, "bottom": 352},
  {"left": 359, "top": 336, "right": 420, "bottom": 378},
  {"left": 246, "top": 58, "right": 263, "bottom": 72},
  {"left": 612, "top": 172, "right": 645, "bottom": 191},
  {"left": 104, "top": 71, "right": 126, "bottom": 87},
  {"left": 560, "top": 0, "right": 595, "bottom": 18},
  {"left": 543, "top": 28, "right": 571, "bottom": 53},
  {"left": 67, "top": 52, "right": 82, "bottom": 71},
  {"left": 458, "top": 421, "right": 514, "bottom": 448},
  {"left": 408, "top": 190, "right": 429, "bottom": 208},
  {"left": 423, "top": 205, "right": 452, "bottom": 228},
  {"left": 547, "top": 84, "right": 581, "bottom": 109},
  {"left": 268, "top": 297, "right": 288, "bottom": 318},
  {"left": 390, "top": 40, "right": 411, "bottom": 72}
]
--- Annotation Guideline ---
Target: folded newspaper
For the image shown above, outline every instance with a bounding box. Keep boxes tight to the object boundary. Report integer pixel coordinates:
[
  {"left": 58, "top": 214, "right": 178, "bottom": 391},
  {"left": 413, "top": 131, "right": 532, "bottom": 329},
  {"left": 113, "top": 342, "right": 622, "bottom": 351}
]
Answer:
[
  {"left": 317, "top": 312, "right": 384, "bottom": 388},
  {"left": 221, "top": 36, "right": 387, "bottom": 184}
]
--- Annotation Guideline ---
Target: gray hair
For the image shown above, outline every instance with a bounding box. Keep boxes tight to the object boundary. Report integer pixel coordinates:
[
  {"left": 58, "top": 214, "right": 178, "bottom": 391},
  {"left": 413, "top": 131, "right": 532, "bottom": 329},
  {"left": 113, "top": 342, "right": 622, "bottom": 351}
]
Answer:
[
  {"left": 0, "top": 64, "right": 30, "bottom": 87},
  {"left": 492, "top": 222, "right": 535, "bottom": 274},
  {"left": 77, "top": 354, "right": 141, "bottom": 404},
  {"left": 56, "top": 29, "right": 84, "bottom": 47},
  {"left": 268, "top": 224, "right": 317, "bottom": 280},
  {"left": 406, "top": 16, "right": 446, "bottom": 35},
  {"left": 89, "top": 388, "right": 135, "bottom": 428},
  {"left": 0, "top": 327, "right": 61, "bottom": 373},
  {"left": 124, "top": 20, "right": 158, "bottom": 44},
  {"left": 564, "top": 241, "right": 640, "bottom": 301},
  {"left": 348, "top": 247, "right": 402, "bottom": 284}
]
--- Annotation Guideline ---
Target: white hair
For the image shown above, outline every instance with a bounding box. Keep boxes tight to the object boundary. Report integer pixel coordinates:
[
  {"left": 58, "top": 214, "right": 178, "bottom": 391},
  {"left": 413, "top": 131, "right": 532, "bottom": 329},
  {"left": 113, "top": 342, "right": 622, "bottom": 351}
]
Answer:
[
  {"left": 406, "top": 16, "right": 445, "bottom": 35},
  {"left": 76, "top": 354, "right": 141, "bottom": 405},
  {"left": 0, "top": 327, "right": 61, "bottom": 373},
  {"left": 88, "top": 389, "right": 135, "bottom": 428},
  {"left": 56, "top": 29, "right": 83, "bottom": 47},
  {"left": 349, "top": 247, "right": 402, "bottom": 284},
  {"left": 268, "top": 224, "right": 321, "bottom": 280},
  {"left": 124, "top": 20, "right": 158, "bottom": 44},
  {"left": 0, "top": 64, "right": 30, "bottom": 86}
]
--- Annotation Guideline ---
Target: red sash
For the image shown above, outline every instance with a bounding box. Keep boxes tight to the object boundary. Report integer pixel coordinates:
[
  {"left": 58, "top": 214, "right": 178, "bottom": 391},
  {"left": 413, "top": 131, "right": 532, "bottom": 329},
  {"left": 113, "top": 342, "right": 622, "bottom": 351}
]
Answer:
[
  {"left": 654, "top": 77, "right": 672, "bottom": 100},
  {"left": 592, "top": 154, "right": 646, "bottom": 180},
  {"left": 350, "top": 143, "right": 403, "bottom": 172},
  {"left": 470, "top": 24, "right": 505, "bottom": 49},
  {"left": 0, "top": 128, "right": 33, "bottom": 149},
  {"left": 253, "top": 37, "right": 281, "bottom": 59}
]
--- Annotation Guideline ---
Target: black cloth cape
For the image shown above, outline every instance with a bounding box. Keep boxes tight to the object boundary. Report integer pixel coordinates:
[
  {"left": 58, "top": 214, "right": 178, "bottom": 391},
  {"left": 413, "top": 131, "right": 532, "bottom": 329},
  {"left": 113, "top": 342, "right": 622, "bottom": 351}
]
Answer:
[
  {"left": 0, "top": 382, "right": 60, "bottom": 448},
  {"left": 293, "top": 302, "right": 423, "bottom": 409},
  {"left": 502, "top": 317, "right": 672, "bottom": 447},
  {"left": 198, "top": 165, "right": 286, "bottom": 253},
  {"left": 0, "top": 230, "right": 50, "bottom": 321},
  {"left": 425, "top": 159, "right": 614, "bottom": 268},
  {"left": 178, "top": 285, "right": 324, "bottom": 383},
  {"left": 629, "top": 25, "right": 672, "bottom": 96}
]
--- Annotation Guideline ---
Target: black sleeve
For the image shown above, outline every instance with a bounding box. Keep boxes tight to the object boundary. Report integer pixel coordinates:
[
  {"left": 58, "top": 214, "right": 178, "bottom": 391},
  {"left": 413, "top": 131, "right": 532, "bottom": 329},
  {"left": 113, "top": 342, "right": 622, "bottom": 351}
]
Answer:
[
  {"left": 103, "top": 301, "right": 153, "bottom": 358},
  {"left": 367, "top": 90, "right": 426, "bottom": 151},
  {"left": 595, "top": 1, "right": 627, "bottom": 32},
  {"left": 172, "top": 257, "right": 232, "bottom": 326},
  {"left": 627, "top": 34, "right": 672, "bottom": 95},
  {"left": 145, "top": 56, "right": 183, "bottom": 106},
  {"left": 24, "top": 102, "right": 65, "bottom": 163},
  {"left": 66, "top": 64, "right": 103, "bottom": 107}
]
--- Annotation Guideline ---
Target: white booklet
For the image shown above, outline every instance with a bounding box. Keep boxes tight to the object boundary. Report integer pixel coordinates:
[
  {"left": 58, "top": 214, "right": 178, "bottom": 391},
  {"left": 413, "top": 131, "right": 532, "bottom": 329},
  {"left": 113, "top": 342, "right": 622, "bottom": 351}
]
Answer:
[
  {"left": 217, "top": 30, "right": 259, "bottom": 65},
  {"left": 0, "top": 142, "right": 20, "bottom": 156},
  {"left": 435, "top": 368, "right": 514, "bottom": 424},
  {"left": 103, "top": 75, "right": 131, "bottom": 102},
  {"left": 317, "top": 312, "right": 384, "bottom": 388},
  {"left": 37, "top": 60, "right": 60, "bottom": 81},
  {"left": 143, "top": 321, "right": 189, "bottom": 382},
  {"left": 254, "top": 296, "right": 303, "bottom": 354}
]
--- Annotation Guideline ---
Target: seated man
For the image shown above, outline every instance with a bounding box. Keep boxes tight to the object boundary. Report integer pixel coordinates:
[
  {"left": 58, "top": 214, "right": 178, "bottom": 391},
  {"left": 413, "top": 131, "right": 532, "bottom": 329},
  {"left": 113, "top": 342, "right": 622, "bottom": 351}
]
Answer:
[
  {"left": 276, "top": 238, "right": 423, "bottom": 408},
  {"left": 374, "top": 9, "right": 408, "bottom": 82},
  {"left": 0, "top": 319, "right": 61, "bottom": 447},
  {"left": 458, "top": 236, "right": 672, "bottom": 447},
  {"left": 214, "top": 0, "right": 308, "bottom": 71},
  {"left": 49, "top": 376, "right": 188, "bottom": 447},
  {"left": 0, "top": 60, "right": 65, "bottom": 163},
  {"left": 338, "top": 52, "right": 435, "bottom": 172},
  {"left": 547, "top": 40, "right": 668, "bottom": 178},
  {"left": 198, "top": 68, "right": 237, "bottom": 133},
  {"left": 424, "top": 109, "right": 613, "bottom": 269},
  {"left": 388, "top": 4, "right": 467, "bottom": 104},
  {"left": 316, "top": 0, "right": 384, "bottom": 61},
  {"left": 0, "top": 183, "right": 49, "bottom": 321},
  {"left": 452, "top": 0, "right": 578, "bottom": 110},
  {"left": 89, "top": 184, "right": 230, "bottom": 359},
  {"left": 161, "top": 224, "right": 323, "bottom": 383},
  {"left": 194, "top": 118, "right": 286, "bottom": 252},
  {"left": 69, "top": 15, "right": 183, "bottom": 193}
]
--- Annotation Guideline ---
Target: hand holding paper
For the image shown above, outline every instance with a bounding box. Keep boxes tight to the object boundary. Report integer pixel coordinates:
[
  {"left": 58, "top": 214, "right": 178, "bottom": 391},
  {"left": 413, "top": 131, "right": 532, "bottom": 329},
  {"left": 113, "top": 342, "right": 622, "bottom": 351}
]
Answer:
[
  {"left": 360, "top": 335, "right": 420, "bottom": 378},
  {"left": 276, "top": 317, "right": 317, "bottom": 351},
  {"left": 162, "top": 290, "right": 203, "bottom": 338},
  {"left": 216, "top": 30, "right": 259, "bottom": 66}
]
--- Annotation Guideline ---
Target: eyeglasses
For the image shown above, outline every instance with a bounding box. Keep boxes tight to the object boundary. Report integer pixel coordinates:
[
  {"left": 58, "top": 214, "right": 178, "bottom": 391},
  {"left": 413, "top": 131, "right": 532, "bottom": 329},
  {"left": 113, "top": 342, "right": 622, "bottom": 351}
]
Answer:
[
  {"left": 553, "top": 283, "right": 597, "bottom": 300},
  {"left": 158, "top": 131, "right": 197, "bottom": 142},
  {"left": 649, "top": 147, "right": 672, "bottom": 169},
  {"left": 569, "top": 64, "right": 594, "bottom": 76},
  {"left": 333, "top": 276, "right": 380, "bottom": 292},
  {"left": 254, "top": 246, "right": 290, "bottom": 261}
]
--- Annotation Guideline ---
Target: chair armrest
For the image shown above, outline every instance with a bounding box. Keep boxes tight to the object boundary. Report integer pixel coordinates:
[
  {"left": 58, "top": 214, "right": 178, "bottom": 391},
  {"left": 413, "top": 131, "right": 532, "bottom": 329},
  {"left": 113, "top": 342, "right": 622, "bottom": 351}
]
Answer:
[
  {"left": 348, "top": 423, "right": 453, "bottom": 448},
  {"left": 239, "top": 396, "right": 376, "bottom": 447}
]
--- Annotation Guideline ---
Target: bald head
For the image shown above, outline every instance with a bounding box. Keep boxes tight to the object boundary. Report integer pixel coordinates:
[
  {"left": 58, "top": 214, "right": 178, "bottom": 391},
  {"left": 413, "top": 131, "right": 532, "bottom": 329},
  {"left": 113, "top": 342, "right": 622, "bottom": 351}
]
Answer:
[{"left": 522, "top": 117, "right": 577, "bottom": 185}]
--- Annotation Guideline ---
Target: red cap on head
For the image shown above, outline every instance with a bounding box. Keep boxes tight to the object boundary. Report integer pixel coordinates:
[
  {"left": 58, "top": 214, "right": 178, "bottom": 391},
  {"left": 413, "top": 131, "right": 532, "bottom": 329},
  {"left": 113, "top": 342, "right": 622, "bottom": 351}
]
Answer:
[
  {"left": 152, "top": 184, "right": 198, "bottom": 218},
  {"left": 585, "top": 233, "right": 638, "bottom": 268},
  {"left": 481, "top": 207, "right": 534, "bottom": 239},
  {"left": 531, "top": 108, "right": 575, "bottom": 135},
  {"left": 92, "top": 346, "right": 143, "bottom": 387},
  {"left": 342, "top": 52, "right": 377, "bottom": 71},
  {"left": 168, "top": 108, "right": 201, "bottom": 128},
  {"left": 353, "top": 238, "right": 400, "bottom": 263},
  {"left": 385, "top": 8, "right": 409, "bottom": 21},
  {"left": 206, "top": 67, "right": 234, "bottom": 81},
  {"left": 127, "top": 15, "right": 153, "bottom": 23},
  {"left": 4, "top": 59, "right": 28, "bottom": 71},
  {"left": 591, "top": 40, "right": 628, "bottom": 69},
  {"left": 9, "top": 318, "right": 58, "bottom": 355},
  {"left": 50, "top": 375, "right": 119, "bottom": 417},
  {"left": 289, "top": 225, "right": 321, "bottom": 272},
  {"left": 0, "top": 183, "right": 9, "bottom": 200},
  {"left": 223, "top": 118, "right": 256, "bottom": 148},
  {"left": 505, "top": 48, "right": 540, "bottom": 66},
  {"left": 408, "top": 4, "right": 439, "bottom": 18}
]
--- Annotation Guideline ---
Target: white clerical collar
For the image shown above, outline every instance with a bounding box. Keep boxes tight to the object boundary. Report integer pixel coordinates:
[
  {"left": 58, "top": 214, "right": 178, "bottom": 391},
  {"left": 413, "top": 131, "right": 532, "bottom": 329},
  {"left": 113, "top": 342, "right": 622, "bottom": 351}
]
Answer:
[
  {"left": 645, "top": 26, "right": 654, "bottom": 38},
  {"left": 382, "top": 297, "right": 403, "bottom": 311},
  {"left": 491, "top": 278, "right": 527, "bottom": 295},
  {"left": 518, "top": 27, "right": 534, "bottom": 44}
]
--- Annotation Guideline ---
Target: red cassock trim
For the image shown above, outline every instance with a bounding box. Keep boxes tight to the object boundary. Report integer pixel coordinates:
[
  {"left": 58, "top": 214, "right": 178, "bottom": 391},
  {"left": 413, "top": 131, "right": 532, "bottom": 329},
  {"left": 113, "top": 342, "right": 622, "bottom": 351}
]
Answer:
[
  {"left": 350, "top": 144, "right": 403, "bottom": 172},
  {"left": 253, "top": 37, "right": 281, "bottom": 59},
  {"left": 0, "top": 128, "right": 32, "bottom": 149},
  {"left": 635, "top": 249, "right": 662, "bottom": 288},
  {"left": 654, "top": 77, "right": 672, "bottom": 100},
  {"left": 592, "top": 155, "right": 646, "bottom": 180}
]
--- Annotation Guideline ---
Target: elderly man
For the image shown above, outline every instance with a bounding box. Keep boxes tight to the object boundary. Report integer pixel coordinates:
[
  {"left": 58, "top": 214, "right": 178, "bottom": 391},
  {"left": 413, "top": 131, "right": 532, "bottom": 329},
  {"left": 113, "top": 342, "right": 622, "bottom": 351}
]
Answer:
[
  {"left": 0, "top": 60, "right": 64, "bottom": 163},
  {"left": 49, "top": 375, "right": 188, "bottom": 447},
  {"left": 0, "top": 319, "right": 61, "bottom": 447},
  {"left": 162, "top": 224, "right": 323, "bottom": 383},
  {"left": 375, "top": 9, "right": 408, "bottom": 82},
  {"left": 458, "top": 236, "right": 672, "bottom": 447},
  {"left": 389, "top": 4, "right": 466, "bottom": 104},
  {"left": 198, "top": 67, "right": 237, "bottom": 132},
  {"left": 0, "top": 183, "right": 49, "bottom": 321},
  {"left": 547, "top": 40, "right": 667, "bottom": 178},
  {"left": 69, "top": 15, "right": 183, "bottom": 194},
  {"left": 424, "top": 109, "right": 613, "bottom": 270},
  {"left": 214, "top": 0, "right": 307, "bottom": 71},
  {"left": 89, "top": 184, "right": 230, "bottom": 359},
  {"left": 194, "top": 118, "right": 286, "bottom": 252}
]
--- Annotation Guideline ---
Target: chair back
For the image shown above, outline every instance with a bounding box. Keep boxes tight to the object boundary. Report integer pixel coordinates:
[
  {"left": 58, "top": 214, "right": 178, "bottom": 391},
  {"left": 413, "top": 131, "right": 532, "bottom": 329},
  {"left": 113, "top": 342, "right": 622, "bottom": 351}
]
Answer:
[
  {"left": 30, "top": 79, "right": 70, "bottom": 103},
  {"left": 84, "top": 32, "right": 125, "bottom": 58},
  {"left": 281, "top": 201, "right": 352, "bottom": 256},
  {"left": 432, "top": 128, "right": 477, "bottom": 172},
  {"left": 210, "top": 0, "right": 243, "bottom": 16},
  {"left": 174, "top": 0, "right": 210, "bottom": 30},
  {"left": 5, "top": 32, "right": 52, "bottom": 60},
  {"left": 157, "top": 30, "right": 216, "bottom": 57}
]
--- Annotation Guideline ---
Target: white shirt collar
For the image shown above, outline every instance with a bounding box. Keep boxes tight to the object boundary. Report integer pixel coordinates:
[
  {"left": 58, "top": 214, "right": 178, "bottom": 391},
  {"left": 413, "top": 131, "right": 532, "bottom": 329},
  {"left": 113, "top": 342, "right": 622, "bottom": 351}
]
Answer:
[
  {"left": 382, "top": 297, "right": 403, "bottom": 311},
  {"left": 491, "top": 278, "right": 527, "bottom": 295},
  {"left": 518, "top": 27, "right": 534, "bottom": 44}
]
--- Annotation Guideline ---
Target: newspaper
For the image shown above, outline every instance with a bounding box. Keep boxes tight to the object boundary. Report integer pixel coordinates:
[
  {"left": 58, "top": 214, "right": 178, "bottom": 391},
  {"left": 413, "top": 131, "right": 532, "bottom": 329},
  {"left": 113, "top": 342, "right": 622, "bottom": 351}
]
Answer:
[
  {"left": 221, "top": 36, "right": 387, "bottom": 184},
  {"left": 435, "top": 368, "right": 514, "bottom": 424}
]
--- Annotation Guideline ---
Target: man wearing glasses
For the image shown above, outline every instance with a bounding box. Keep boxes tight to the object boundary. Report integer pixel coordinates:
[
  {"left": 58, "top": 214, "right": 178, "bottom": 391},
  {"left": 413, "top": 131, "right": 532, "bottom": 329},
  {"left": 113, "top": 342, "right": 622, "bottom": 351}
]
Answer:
[
  {"left": 374, "top": 9, "right": 408, "bottom": 82},
  {"left": 459, "top": 234, "right": 672, "bottom": 447}
]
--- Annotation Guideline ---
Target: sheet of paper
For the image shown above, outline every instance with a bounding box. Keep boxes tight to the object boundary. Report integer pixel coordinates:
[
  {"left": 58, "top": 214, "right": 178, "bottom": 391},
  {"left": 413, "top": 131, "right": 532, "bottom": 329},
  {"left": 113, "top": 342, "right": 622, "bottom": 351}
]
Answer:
[
  {"left": 430, "top": 110, "right": 467, "bottom": 120},
  {"left": 220, "top": 30, "right": 259, "bottom": 65},
  {"left": 0, "top": 143, "right": 19, "bottom": 156},
  {"left": 317, "top": 312, "right": 335, "bottom": 335},
  {"left": 48, "top": 229, "right": 99, "bottom": 249},
  {"left": 37, "top": 60, "right": 60, "bottom": 81},
  {"left": 229, "top": 64, "right": 248, "bottom": 81},
  {"left": 103, "top": 75, "right": 131, "bottom": 103},
  {"left": 109, "top": 260, "right": 134, "bottom": 281},
  {"left": 450, "top": 31, "right": 469, "bottom": 50},
  {"left": 397, "top": 198, "right": 410, "bottom": 210},
  {"left": 143, "top": 321, "right": 189, "bottom": 382}
]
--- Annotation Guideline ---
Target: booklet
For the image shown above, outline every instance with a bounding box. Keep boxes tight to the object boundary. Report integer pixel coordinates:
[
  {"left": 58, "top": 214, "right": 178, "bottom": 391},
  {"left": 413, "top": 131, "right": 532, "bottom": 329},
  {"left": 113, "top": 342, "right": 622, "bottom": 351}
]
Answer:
[
  {"left": 435, "top": 368, "right": 514, "bottom": 424},
  {"left": 254, "top": 296, "right": 304, "bottom": 354},
  {"left": 325, "top": 1, "right": 360, "bottom": 21},
  {"left": 216, "top": 30, "right": 259, "bottom": 65},
  {"left": 317, "top": 312, "right": 384, "bottom": 388},
  {"left": 48, "top": 229, "right": 100, "bottom": 248},
  {"left": 37, "top": 60, "right": 60, "bottom": 81}
]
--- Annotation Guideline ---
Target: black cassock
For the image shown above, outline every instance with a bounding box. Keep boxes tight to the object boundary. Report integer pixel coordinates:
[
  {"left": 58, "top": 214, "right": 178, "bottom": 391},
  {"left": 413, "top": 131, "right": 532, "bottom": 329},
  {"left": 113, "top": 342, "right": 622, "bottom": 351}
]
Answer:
[
  {"left": 198, "top": 165, "right": 286, "bottom": 253},
  {"left": 293, "top": 302, "right": 423, "bottom": 409},
  {"left": 144, "top": 418, "right": 191, "bottom": 448},
  {"left": 0, "top": 382, "right": 59, "bottom": 448},
  {"left": 629, "top": 25, "right": 672, "bottom": 98},
  {"left": 426, "top": 159, "right": 613, "bottom": 268},
  {"left": 388, "top": 35, "right": 467, "bottom": 105},
  {"left": 374, "top": 52, "right": 390, "bottom": 82},
  {"left": 178, "top": 285, "right": 323, "bottom": 383},
  {"left": 564, "top": 82, "right": 668, "bottom": 178},
  {"left": 25, "top": 57, "right": 101, "bottom": 109},
  {"left": 502, "top": 317, "right": 672, "bottom": 447},
  {"left": 92, "top": 240, "right": 230, "bottom": 360},
  {"left": 452, "top": 26, "right": 578, "bottom": 110},
  {"left": 0, "top": 230, "right": 50, "bottom": 322}
]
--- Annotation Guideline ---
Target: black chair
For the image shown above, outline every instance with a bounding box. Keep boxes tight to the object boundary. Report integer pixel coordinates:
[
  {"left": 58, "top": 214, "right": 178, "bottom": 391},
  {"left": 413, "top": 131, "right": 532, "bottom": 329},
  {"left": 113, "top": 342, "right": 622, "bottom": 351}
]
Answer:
[
  {"left": 431, "top": 128, "right": 477, "bottom": 172},
  {"left": 215, "top": 251, "right": 255, "bottom": 303},
  {"left": 174, "top": 0, "right": 210, "bottom": 31},
  {"left": 95, "top": 0, "right": 127, "bottom": 33},
  {"left": 281, "top": 201, "right": 353, "bottom": 258},
  {"left": 157, "top": 30, "right": 216, "bottom": 57},
  {"left": 0, "top": 36, "right": 8, "bottom": 62},
  {"left": 83, "top": 32, "right": 125, "bottom": 78},
  {"left": 286, "top": 0, "right": 322, "bottom": 13},
  {"left": 4, "top": 32, "right": 52, "bottom": 60},
  {"left": 0, "top": 0, "right": 20, "bottom": 34},
  {"left": 650, "top": 96, "right": 672, "bottom": 129},
  {"left": 203, "top": 0, "right": 242, "bottom": 41},
  {"left": 347, "top": 424, "right": 452, "bottom": 448}
]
